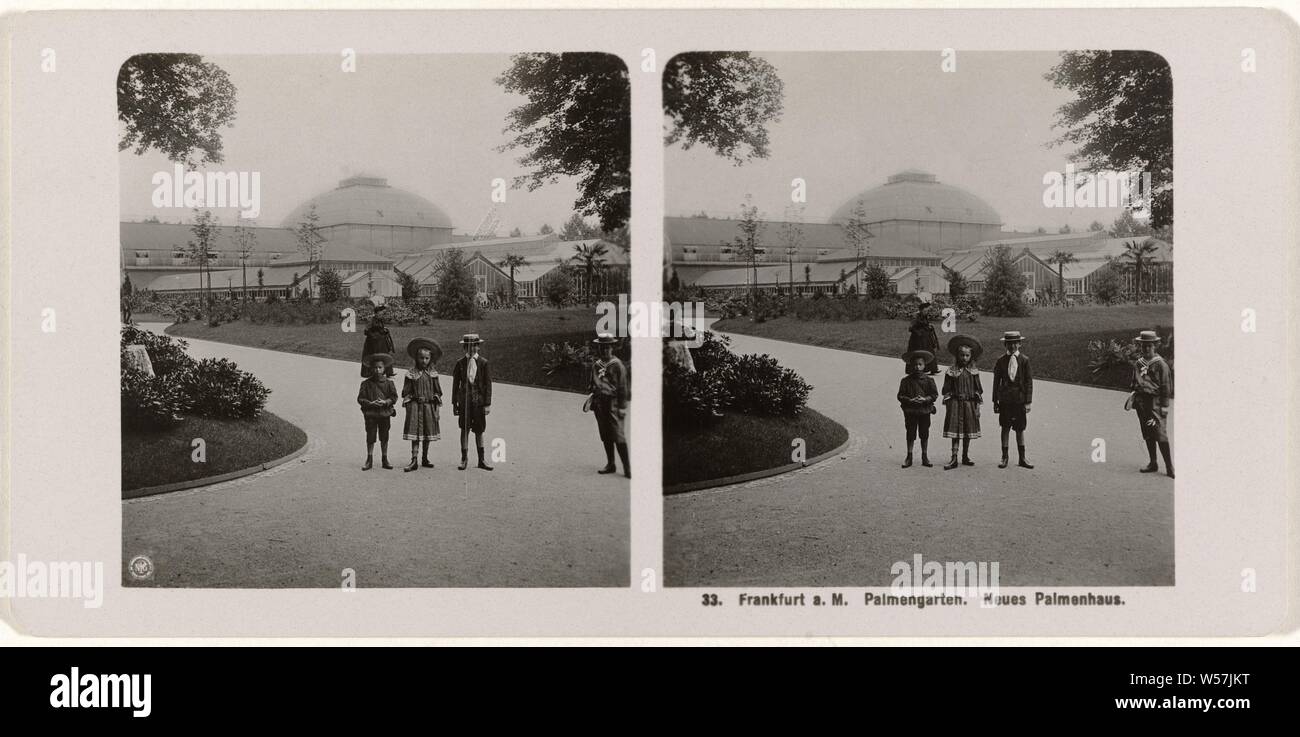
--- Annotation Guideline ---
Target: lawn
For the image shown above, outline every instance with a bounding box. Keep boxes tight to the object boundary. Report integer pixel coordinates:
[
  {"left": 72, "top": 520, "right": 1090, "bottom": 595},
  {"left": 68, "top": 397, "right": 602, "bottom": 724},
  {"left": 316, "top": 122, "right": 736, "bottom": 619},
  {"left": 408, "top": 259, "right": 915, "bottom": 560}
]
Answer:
[
  {"left": 122, "top": 411, "right": 307, "bottom": 494},
  {"left": 712, "top": 303, "right": 1173, "bottom": 391},
  {"left": 663, "top": 408, "right": 849, "bottom": 490},
  {"left": 166, "top": 308, "right": 619, "bottom": 394}
]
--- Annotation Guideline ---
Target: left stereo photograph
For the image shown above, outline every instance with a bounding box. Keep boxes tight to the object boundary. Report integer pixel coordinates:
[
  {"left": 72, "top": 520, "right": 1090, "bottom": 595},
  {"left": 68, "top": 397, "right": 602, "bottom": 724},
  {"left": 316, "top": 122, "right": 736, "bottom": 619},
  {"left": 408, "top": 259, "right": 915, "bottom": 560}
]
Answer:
[{"left": 118, "top": 53, "right": 632, "bottom": 588}]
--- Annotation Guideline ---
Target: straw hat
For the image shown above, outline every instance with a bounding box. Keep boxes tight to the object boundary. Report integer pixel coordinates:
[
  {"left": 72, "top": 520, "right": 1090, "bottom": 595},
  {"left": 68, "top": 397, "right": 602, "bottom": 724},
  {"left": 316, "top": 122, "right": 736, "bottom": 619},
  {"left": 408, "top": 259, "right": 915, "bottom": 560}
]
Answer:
[
  {"left": 902, "top": 349, "right": 935, "bottom": 365},
  {"left": 405, "top": 338, "right": 442, "bottom": 363},
  {"left": 1135, "top": 330, "right": 1162, "bottom": 343},
  {"left": 946, "top": 334, "right": 984, "bottom": 362}
]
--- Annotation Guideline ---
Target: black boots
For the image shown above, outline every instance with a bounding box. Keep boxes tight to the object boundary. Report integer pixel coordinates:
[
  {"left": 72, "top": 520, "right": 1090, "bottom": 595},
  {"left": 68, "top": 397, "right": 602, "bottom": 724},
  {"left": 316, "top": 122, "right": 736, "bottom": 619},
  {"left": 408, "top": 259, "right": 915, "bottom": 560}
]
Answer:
[
  {"left": 1017, "top": 445, "right": 1033, "bottom": 469},
  {"left": 421, "top": 444, "right": 434, "bottom": 468},
  {"left": 1159, "top": 441, "right": 1174, "bottom": 478},
  {"left": 403, "top": 455, "right": 419, "bottom": 472},
  {"left": 362, "top": 456, "right": 373, "bottom": 471},
  {"left": 998, "top": 449, "right": 1009, "bottom": 469},
  {"left": 380, "top": 456, "right": 392, "bottom": 470},
  {"left": 617, "top": 443, "right": 630, "bottom": 478},
  {"left": 458, "top": 449, "right": 469, "bottom": 471},
  {"left": 599, "top": 441, "right": 617, "bottom": 474},
  {"left": 944, "top": 451, "right": 959, "bottom": 470},
  {"left": 477, "top": 445, "right": 493, "bottom": 471},
  {"left": 1140, "top": 439, "right": 1160, "bottom": 473},
  {"left": 902, "top": 453, "right": 913, "bottom": 469}
]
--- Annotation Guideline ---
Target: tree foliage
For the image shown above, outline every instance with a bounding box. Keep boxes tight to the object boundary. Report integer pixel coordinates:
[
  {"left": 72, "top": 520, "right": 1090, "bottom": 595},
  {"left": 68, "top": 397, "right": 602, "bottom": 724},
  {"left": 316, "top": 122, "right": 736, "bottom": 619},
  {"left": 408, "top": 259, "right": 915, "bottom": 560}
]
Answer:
[
  {"left": 117, "top": 54, "right": 238, "bottom": 167},
  {"left": 980, "top": 246, "right": 1031, "bottom": 317},
  {"left": 395, "top": 269, "right": 422, "bottom": 301},
  {"left": 497, "top": 53, "right": 630, "bottom": 231},
  {"left": 316, "top": 268, "right": 345, "bottom": 302},
  {"left": 663, "top": 52, "right": 784, "bottom": 163},
  {"left": 862, "top": 263, "right": 892, "bottom": 300},
  {"left": 432, "top": 248, "right": 480, "bottom": 320},
  {"left": 1045, "top": 51, "right": 1173, "bottom": 229},
  {"left": 942, "top": 264, "right": 967, "bottom": 298}
]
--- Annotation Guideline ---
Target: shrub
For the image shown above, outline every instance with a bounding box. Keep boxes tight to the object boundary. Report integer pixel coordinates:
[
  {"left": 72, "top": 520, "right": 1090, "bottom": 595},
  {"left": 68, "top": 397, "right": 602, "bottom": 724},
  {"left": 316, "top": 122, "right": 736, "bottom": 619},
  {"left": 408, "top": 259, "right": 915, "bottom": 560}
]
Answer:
[
  {"left": 540, "top": 341, "right": 593, "bottom": 376},
  {"left": 177, "top": 357, "right": 271, "bottom": 419},
  {"left": 729, "top": 353, "right": 813, "bottom": 417},
  {"left": 690, "top": 331, "right": 738, "bottom": 373},
  {"left": 663, "top": 359, "right": 732, "bottom": 427},
  {"left": 121, "top": 367, "right": 190, "bottom": 431},
  {"left": 433, "top": 249, "right": 482, "bottom": 320},
  {"left": 543, "top": 271, "right": 576, "bottom": 308},
  {"left": 317, "top": 268, "right": 345, "bottom": 302},
  {"left": 862, "top": 263, "right": 893, "bottom": 299},
  {"left": 1085, "top": 338, "right": 1137, "bottom": 375},
  {"left": 1092, "top": 268, "right": 1124, "bottom": 305},
  {"left": 980, "top": 246, "right": 1032, "bottom": 317}
]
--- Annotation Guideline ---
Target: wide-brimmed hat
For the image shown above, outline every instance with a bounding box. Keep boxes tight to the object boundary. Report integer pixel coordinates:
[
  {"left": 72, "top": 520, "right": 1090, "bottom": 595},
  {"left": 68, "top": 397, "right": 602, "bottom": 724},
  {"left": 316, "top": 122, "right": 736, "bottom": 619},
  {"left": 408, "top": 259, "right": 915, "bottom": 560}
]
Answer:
[
  {"left": 947, "top": 334, "right": 983, "bottom": 362},
  {"left": 459, "top": 333, "right": 484, "bottom": 346},
  {"left": 902, "top": 349, "right": 935, "bottom": 365},
  {"left": 1135, "top": 330, "right": 1163, "bottom": 344},
  {"left": 592, "top": 332, "right": 620, "bottom": 346},
  {"left": 999, "top": 331, "right": 1027, "bottom": 343},
  {"left": 406, "top": 338, "right": 442, "bottom": 363},
  {"left": 364, "top": 352, "right": 394, "bottom": 368}
]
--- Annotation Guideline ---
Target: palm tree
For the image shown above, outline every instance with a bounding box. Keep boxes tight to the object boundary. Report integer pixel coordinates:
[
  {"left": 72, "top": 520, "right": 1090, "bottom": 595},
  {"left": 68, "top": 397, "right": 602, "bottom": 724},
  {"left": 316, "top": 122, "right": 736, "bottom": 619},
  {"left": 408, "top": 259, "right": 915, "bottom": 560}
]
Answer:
[
  {"left": 573, "top": 241, "right": 609, "bottom": 305},
  {"left": 498, "top": 253, "right": 529, "bottom": 304},
  {"left": 1120, "top": 238, "right": 1159, "bottom": 303},
  {"left": 1047, "top": 250, "right": 1077, "bottom": 305}
]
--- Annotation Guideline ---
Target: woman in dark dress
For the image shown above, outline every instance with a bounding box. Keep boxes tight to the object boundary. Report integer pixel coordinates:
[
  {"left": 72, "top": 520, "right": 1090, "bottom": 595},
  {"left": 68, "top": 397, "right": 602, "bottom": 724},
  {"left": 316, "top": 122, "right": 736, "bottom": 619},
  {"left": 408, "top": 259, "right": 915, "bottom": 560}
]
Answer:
[
  {"left": 360, "top": 305, "right": 396, "bottom": 377},
  {"left": 906, "top": 304, "right": 941, "bottom": 374}
]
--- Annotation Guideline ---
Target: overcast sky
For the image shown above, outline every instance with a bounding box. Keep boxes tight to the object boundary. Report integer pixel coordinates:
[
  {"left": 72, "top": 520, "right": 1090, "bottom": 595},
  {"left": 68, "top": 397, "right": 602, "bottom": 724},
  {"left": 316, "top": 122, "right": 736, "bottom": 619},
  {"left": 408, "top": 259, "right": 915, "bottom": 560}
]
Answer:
[
  {"left": 119, "top": 54, "right": 590, "bottom": 235},
  {"left": 665, "top": 51, "right": 1133, "bottom": 233}
]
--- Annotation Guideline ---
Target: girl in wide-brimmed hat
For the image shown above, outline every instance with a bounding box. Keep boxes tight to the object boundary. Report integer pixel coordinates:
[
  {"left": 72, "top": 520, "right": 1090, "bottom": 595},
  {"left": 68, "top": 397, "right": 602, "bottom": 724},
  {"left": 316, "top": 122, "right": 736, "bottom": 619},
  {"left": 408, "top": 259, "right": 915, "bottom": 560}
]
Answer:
[
  {"left": 452, "top": 334, "right": 493, "bottom": 471},
  {"left": 1130, "top": 330, "right": 1174, "bottom": 478},
  {"left": 357, "top": 353, "right": 398, "bottom": 471},
  {"left": 897, "top": 349, "right": 939, "bottom": 468},
  {"left": 589, "top": 333, "right": 631, "bottom": 477},
  {"left": 360, "top": 304, "right": 396, "bottom": 378},
  {"left": 906, "top": 303, "right": 941, "bottom": 375},
  {"left": 941, "top": 334, "right": 984, "bottom": 470},
  {"left": 400, "top": 338, "right": 443, "bottom": 472}
]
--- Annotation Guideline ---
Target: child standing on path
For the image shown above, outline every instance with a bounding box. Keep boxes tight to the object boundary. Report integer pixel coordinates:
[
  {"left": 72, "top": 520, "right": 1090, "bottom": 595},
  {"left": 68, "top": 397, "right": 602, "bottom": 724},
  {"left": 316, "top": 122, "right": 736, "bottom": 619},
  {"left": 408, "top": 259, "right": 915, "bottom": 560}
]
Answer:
[
  {"left": 1130, "top": 330, "right": 1174, "bottom": 479},
  {"left": 942, "top": 335, "right": 984, "bottom": 470},
  {"left": 401, "top": 338, "right": 443, "bottom": 473},
  {"left": 991, "top": 330, "right": 1035, "bottom": 469},
  {"left": 897, "top": 350, "right": 939, "bottom": 468},
  {"left": 452, "top": 334, "right": 493, "bottom": 471},
  {"left": 357, "top": 353, "right": 398, "bottom": 471},
  {"left": 589, "top": 333, "right": 631, "bottom": 478}
]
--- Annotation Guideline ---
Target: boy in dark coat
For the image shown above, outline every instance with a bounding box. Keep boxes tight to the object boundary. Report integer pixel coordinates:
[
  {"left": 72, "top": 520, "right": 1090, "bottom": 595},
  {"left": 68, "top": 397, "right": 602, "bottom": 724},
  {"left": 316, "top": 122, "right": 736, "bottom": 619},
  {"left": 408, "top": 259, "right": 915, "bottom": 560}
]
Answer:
[
  {"left": 451, "top": 334, "right": 493, "bottom": 471},
  {"left": 357, "top": 353, "right": 398, "bottom": 470},
  {"left": 1131, "top": 330, "right": 1174, "bottom": 478},
  {"left": 991, "top": 330, "right": 1034, "bottom": 469},
  {"left": 898, "top": 350, "right": 939, "bottom": 468}
]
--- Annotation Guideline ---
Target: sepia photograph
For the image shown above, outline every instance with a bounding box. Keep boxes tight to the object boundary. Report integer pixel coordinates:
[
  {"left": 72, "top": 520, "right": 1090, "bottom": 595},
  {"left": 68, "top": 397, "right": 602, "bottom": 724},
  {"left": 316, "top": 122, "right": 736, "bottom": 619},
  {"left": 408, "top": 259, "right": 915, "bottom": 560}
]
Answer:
[
  {"left": 117, "top": 52, "right": 632, "bottom": 588},
  {"left": 662, "top": 51, "right": 1174, "bottom": 588}
]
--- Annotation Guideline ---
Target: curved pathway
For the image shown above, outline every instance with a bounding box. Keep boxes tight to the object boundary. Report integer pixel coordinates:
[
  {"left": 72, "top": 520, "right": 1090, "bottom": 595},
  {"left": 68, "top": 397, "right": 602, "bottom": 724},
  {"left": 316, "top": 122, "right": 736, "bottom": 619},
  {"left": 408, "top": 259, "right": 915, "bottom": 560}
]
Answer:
[
  {"left": 665, "top": 329, "right": 1174, "bottom": 587},
  {"left": 123, "top": 326, "right": 629, "bottom": 588}
]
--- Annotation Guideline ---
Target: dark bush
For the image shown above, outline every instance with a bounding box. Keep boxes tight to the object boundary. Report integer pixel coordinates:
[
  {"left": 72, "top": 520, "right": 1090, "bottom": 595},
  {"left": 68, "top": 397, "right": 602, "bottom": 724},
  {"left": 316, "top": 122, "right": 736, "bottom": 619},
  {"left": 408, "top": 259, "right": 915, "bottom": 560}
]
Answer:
[
  {"left": 729, "top": 353, "right": 812, "bottom": 417},
  {"left": 663, "top": 359, "right": 733, "bottom": 427},
  {"left": 120, "top": 325, "right": 195, "bottom": 377},
  {"left": 121, "top": 367, "right": 189, "bottom": 431},
  {"left": 177, "top": 358, "right": 271, "bottom": 419}
]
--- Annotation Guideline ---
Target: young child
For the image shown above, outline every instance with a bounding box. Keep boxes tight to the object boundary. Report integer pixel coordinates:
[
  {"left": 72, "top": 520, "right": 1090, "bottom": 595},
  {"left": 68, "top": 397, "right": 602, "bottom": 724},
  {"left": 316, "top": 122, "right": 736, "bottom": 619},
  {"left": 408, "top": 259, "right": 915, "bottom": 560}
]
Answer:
[
  {"left": 452, "top": 334, "right": 493, "bottom": 471},
  {"left": 356, "top": 353, "right": 398, "bottom": 470},
  {"left": 590, "top": 333, "right": 630, "bottom": 477},
  {"left": 897, "top": 350, "right": 939, "bottom": 468},
  {"left": 941, "top": 335, "right": 984, "bottom": 470},
  {"left": 906, "top": 304, "right": 941, "bottom": 374},
  {"left": 401, "top": 338, "right": 443, "bottom": 472},
  {"left": 360, "top": 304, "right": 396, "bottom": 378},
  {"left": 991, "top": 330, "right": 1034, "bottom": 469},
  {"left": 1131, "top": 330, "right": 1174, "bottom": 479}
]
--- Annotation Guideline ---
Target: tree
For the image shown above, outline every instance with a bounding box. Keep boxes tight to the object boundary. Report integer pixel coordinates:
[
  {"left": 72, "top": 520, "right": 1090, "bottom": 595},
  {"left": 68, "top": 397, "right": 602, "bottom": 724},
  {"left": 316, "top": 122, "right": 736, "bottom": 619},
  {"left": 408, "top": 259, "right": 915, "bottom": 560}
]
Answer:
[
  {"left": 117, "top": 54, "right": 238, "bottom": 167},
  {"left": 186, "top": 209, "right": 218, "bottom": 323},
  {"left": 942, "top": 264, "right": 967, "bottom": 299},
  {"left": 862, "top": 263, "right": 892, "bottom": 300},
  {"left": 1058, "top": 224, "right": 1073, "bottom": 234},
  {"left": 1092, "top": 263, "right": 1124, "bottom": 305},
  {"left": 663, "top": 52, "right": 784, "bottom": 163},
  {"left": 560, "top": 213, "right": 601, "bottom": 241},
  {"left": 1034, "top": 226, "right": 1048, "bottom": 234},
  {"left": 1046, "top": 51, "right": 1173, "bottom": 230},
  {"left": 1088, "top": 220, "right": 1106, "bottom": 232},
  {"left": 1119, "top": 238, "right": 1159, "bottom": 303},
  {"left": 778, "top": 207, "right": 805, "bottom": 295},
  {"left": 804, "top": 264, "right": 812, "bottom": 292},
  {"left": 1110, "top": 208, "right": 1154, "bottom": 238},
  {"left": 538, "top": 223, "right": 554, "bottom": 235},
  {"left": 840, "top": 198, "right": 873, "bottom": 294},
  {"left": 732, "top": 197, "right": 765, "bottom": 297},
  {"left": 294, "top": 204, "right": 325, "bottom": 298},
  {"left": 573, "top": 241, "right": 609, "bottom": 305},
  {"left": 980, "top": 246, "right": 1031, "bottom": 317},
  {"left": 497, "top": 53, "right": 630, "bottom": 231},
  {"left": 395, "top": 269, "right": 421, "bottom": 301},
  {"left": 1047, "top": 250, "right": 1078, "bottom": 303},
  {"left": 508, "top": 227, "right": 523, "bottom": 238},
  {"left": 317, "top": 268, "right": 345, "bottom": 302},
  {"left": 431, "top": 248, "right": 479, "bottom": 319},
  {"left": 543, "top": 265, "right": 575, "bottom": 308},
  {"left": 233, "top": 219, "right": 257, "bottom": 303},
  {"left": 257, "top": 268, "right": 264, "bottom": 288},
  {"left": 498, "top": 253, "right": 529, "bottom": 303}
]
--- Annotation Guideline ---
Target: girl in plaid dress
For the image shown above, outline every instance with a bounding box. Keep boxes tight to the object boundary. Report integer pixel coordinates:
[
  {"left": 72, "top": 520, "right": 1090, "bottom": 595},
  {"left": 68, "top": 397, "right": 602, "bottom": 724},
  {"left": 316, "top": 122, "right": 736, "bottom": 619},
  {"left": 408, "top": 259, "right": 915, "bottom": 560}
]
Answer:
[
  {"left": 401, "top": 338, "right": 443, "bottom": 472},
  {"left": 941, "top": 335, "right": 984, "bottom": 470}
]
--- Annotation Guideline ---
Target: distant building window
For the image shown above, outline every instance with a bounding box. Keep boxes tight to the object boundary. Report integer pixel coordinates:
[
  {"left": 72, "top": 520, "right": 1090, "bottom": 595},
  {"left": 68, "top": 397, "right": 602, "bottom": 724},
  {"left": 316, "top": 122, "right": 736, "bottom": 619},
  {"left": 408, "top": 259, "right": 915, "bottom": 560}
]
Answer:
[{"left": 134, "top": 250, "right": 149, "bottom": 259}]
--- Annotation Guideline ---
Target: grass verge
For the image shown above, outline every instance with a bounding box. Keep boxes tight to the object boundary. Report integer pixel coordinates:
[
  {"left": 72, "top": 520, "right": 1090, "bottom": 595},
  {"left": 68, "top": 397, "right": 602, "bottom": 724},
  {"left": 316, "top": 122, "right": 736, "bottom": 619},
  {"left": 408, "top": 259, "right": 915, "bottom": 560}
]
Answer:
[
  {"left": 663, "top": 408, "right": 848, "bottom": 489},
  {"left": 122, "top": 411, "right": 307, "bottom": 493}
]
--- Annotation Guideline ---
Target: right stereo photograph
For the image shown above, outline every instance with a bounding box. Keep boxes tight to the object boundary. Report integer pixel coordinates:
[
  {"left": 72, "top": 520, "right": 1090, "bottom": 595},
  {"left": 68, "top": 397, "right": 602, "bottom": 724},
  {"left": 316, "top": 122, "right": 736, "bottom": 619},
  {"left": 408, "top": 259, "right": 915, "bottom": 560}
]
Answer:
[{"left": 661, "top": 51, "right": 1174, "bottom": 588}]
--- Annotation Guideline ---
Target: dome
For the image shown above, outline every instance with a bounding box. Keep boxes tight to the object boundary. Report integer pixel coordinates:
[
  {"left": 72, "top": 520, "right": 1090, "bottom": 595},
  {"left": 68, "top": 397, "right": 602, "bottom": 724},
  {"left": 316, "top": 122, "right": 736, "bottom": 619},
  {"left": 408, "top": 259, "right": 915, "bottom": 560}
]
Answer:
[
  {"left": 281, "top": 176, "right": 454, "bottom": 230},
  {"left": 830, "top": 170, "right": 1001, "bottom": 226}
]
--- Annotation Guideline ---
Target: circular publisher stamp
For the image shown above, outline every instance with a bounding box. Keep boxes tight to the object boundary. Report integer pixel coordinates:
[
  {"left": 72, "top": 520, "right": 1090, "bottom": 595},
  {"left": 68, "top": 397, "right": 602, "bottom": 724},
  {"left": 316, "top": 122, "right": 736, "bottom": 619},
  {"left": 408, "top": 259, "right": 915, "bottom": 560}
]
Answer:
[{"left": 128, "top": 555, "right": 154, "bottom": 581}]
